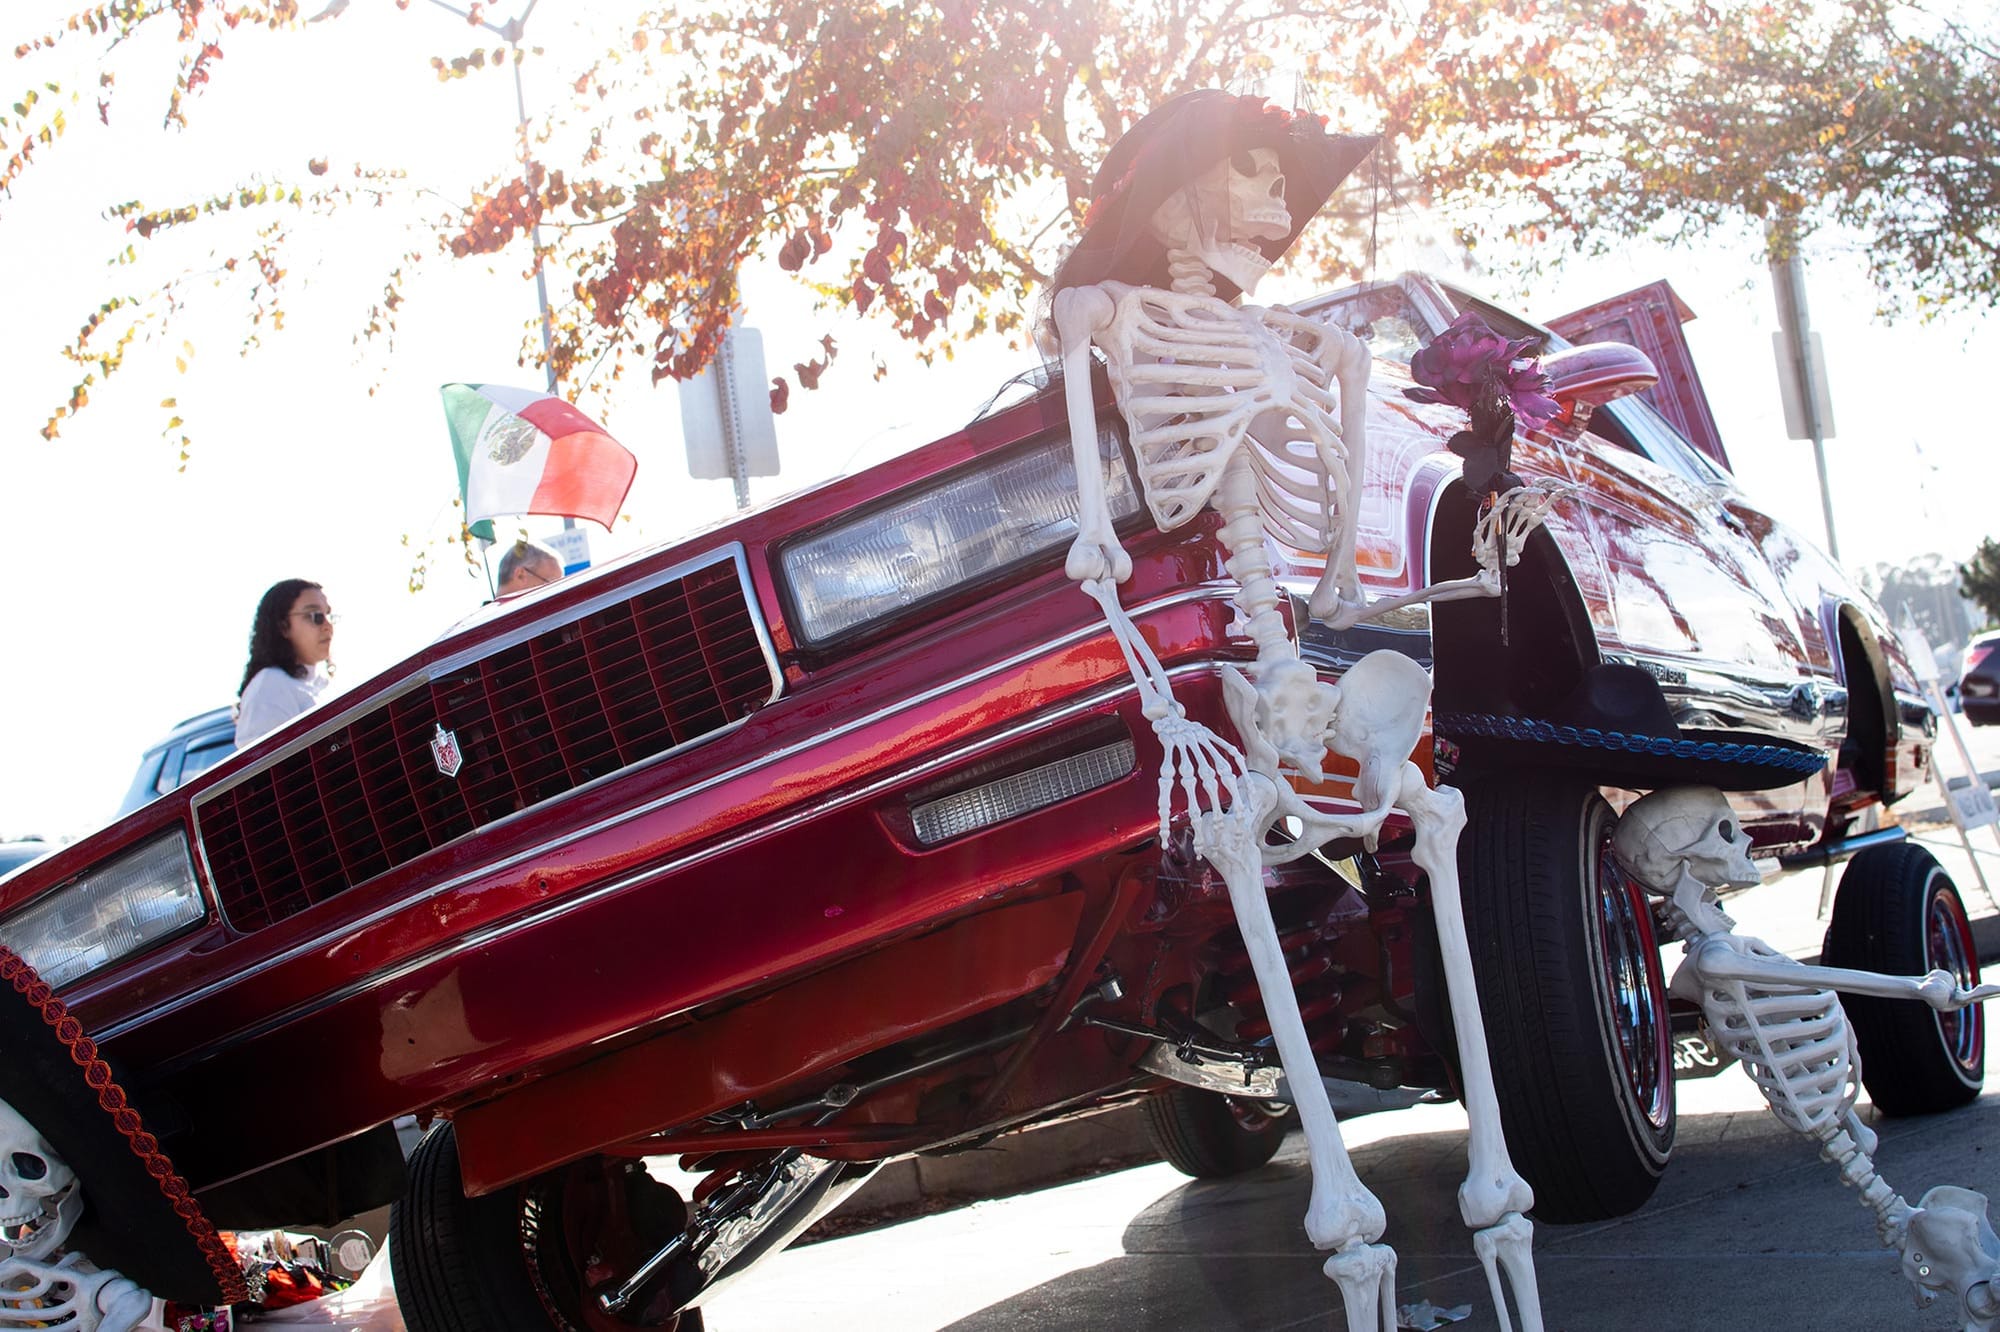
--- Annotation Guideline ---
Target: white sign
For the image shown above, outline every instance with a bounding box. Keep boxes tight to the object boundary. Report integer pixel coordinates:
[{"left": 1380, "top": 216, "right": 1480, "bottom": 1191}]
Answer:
[
  {"left": 1949, "top": 777, "right": 1999, "bottom": 832},
  {"left": 1902, "top": 620, "right": 1942, "bottom": 685},
  {"left": 547, "top": 526, "right": 591, "bottom": 575},
  {"left": 680, "top": 327, "right": 780, "bottom": 481}
]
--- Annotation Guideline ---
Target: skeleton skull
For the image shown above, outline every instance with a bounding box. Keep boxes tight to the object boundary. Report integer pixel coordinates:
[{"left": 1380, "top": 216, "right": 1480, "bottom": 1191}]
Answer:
[
  {"left": 0, "top": 1097, "right": 79, "bottom": 1262},
  {"left": 1611, "top": 786, "right": 1760, "bottom": 894},
  {"left": 1148, "top": 147, "right": 1289, "bottom": 296}
]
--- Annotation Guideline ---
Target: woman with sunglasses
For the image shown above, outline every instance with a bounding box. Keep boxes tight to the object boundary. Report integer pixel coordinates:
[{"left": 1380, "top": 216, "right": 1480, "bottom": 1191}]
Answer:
[{"left": 235, "top": 578, "right": 338, "bottom": 748}]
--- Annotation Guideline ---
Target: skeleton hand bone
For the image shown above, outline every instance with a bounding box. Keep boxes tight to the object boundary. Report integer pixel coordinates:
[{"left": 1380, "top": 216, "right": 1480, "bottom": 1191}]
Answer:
[{"left": 0, "top": 1252, "right": 153, "bottom": 1332}]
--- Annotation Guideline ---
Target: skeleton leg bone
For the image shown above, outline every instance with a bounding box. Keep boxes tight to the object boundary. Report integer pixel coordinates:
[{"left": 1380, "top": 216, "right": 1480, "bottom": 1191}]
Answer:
[
  {"left": 1079, "top": 576, "right": 1399, "bottom": 1326},
  {"left": 1195, "top": 775, "right": 1396, "bottom": 1331},
  {"left": 1398, "top": 767, "right": 1544, "bottom": 1332}
]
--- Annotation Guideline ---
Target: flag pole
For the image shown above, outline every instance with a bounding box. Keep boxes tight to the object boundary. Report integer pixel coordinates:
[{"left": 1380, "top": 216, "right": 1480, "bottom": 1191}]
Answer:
[
  {"left": 425, "top": 0, "right": 576, "bottom": 550},
  {"left": 479, "top": 532, "right": 497, "bottom": 600}
]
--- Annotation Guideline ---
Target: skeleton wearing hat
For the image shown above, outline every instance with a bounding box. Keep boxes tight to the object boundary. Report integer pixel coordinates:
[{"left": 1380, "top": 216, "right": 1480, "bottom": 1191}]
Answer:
[{"left": 1049, "top": 91, "right": 1546, "bottom": 1331}]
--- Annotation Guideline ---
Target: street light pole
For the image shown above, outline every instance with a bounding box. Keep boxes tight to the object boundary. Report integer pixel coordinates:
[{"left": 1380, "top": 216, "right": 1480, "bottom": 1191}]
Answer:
[
  {"left": 425, "top": 0, "right": 555, "bottom": 394},
  {"left": 423, "top": 0, "right": 574, "bottom": 531}
]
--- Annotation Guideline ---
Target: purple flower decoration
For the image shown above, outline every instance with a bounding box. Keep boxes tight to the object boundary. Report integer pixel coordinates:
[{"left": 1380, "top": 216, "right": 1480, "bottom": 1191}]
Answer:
[{"left": 1404, "top": 312, "right": 1558, "bottom": 495}]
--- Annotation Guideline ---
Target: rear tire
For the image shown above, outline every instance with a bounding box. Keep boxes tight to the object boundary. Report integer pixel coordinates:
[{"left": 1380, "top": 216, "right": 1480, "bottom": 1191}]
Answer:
[
  {"left": 1822, "top": 842, "right": 1985, "bottom": 1115},
  {"left": 1456, "top": 772, "right": 1676, "bottom": 1223},
  {"left": 1143, "top": 1087, "right": 1293, "bottom": 1178}
]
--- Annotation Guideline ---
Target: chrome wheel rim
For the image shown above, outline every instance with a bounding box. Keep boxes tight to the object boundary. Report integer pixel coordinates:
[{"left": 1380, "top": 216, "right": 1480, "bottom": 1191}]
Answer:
[
  {"left": 1926, "top": 883, "right": 1985, "bottom": 1074},
  {"left": 1595, "top": 829, "right": 1673, "bottom": 1133}
]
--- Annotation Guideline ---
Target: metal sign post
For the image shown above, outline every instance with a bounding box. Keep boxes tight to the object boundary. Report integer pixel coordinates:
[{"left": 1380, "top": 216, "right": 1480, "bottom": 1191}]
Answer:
[
  {"left": 1901, "top": 617, "right": 2000, "bottom": 910},
  {"left": 1768, "top": 219, "right": 1840, "bottom": 561}
]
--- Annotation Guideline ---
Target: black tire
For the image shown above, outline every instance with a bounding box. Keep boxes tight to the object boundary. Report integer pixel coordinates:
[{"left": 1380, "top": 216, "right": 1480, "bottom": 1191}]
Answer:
[
  {"left": 391, "top": 1124, "right": 701, "bottom": 1332},
  {"left": 1456, "top": 772, "right": 1676, "bottom": 1223},
  {"left": 1143, "top": 1087, "right": 1294, "bottom": 1178},
  {"left": 1822, "top": 842, "right": 1986, "bottom": 1115}
]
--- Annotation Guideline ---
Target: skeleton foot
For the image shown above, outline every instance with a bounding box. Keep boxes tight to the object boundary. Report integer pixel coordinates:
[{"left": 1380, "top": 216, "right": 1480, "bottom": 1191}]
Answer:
[
  {"left": 1472, "top": 1213, "right": 1544, "bottom": 1332},
  {"left": 1323, "top": 1238, "right": 1398, "bottom": 1332}
]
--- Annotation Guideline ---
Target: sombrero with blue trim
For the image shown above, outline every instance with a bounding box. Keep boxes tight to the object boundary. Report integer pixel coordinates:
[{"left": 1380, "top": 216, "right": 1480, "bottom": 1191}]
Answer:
[{"left": 0, "top": 945, "right": 246, "bottom": 1306}]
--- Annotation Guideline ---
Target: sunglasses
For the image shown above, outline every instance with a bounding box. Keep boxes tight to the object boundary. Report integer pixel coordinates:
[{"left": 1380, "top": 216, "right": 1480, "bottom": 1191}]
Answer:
[{"left": 291, "top": 610, "right": 340, "bottom": 627}]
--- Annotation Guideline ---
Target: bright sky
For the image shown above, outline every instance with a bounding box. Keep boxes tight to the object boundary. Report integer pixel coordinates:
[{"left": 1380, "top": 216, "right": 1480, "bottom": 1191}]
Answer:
[{"left": 2, "top": 3, "right": 1994, "bottom": 843}]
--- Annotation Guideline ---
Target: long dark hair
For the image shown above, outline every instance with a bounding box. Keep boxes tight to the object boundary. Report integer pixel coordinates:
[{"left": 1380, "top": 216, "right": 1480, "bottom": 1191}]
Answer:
[{"left": 238, "top": 579, "right": 322, "bottom": 697}]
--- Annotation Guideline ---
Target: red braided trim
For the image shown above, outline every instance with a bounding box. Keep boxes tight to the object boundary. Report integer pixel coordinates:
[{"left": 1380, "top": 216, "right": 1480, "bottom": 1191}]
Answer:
[{"left": 0, "top": 947, "right": 249, "bottom": 1306}]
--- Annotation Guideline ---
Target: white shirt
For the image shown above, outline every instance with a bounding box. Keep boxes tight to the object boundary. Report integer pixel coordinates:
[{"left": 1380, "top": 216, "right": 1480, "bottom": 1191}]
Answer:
[{"left": 235, "top": 666, "right": 330, "bottom": 748}]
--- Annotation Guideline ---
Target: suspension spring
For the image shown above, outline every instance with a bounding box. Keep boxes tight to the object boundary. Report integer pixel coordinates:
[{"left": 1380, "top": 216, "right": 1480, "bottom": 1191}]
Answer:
[{"left": 1215, "top": 917, "right": 1347, "bottom": 1052}]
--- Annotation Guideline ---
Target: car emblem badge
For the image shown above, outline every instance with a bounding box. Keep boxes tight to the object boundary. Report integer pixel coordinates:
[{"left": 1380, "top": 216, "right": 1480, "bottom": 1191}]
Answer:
[{"left": 430, "top": 724, "right": 464, "bottom": 778}]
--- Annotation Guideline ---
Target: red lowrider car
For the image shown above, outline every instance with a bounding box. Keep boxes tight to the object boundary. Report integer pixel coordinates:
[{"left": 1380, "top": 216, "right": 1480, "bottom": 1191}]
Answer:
[{"left": 3, "top": 273, "right": 1978, "bottom": 1329}]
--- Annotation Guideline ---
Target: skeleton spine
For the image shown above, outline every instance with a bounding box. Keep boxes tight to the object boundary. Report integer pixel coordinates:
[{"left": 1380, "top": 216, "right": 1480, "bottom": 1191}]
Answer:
[
  {"left": 1663, "top": 878, "right": 1916, "bottom": 1247},
  {"left": 1165, "top": 248, "right": 1218, "bottom": 299},
  {"left": 1214, "top": 453, "right": 1293, "bottom": 666}
]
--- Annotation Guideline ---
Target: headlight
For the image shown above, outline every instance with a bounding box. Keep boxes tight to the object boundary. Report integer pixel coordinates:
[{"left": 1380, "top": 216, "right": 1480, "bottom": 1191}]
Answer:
[
  {"left": 0, "top": 835, "right": 205, "bottom": 989},
  {"left": 781, "top": 422, "right": 1141, "bottom": 645}
]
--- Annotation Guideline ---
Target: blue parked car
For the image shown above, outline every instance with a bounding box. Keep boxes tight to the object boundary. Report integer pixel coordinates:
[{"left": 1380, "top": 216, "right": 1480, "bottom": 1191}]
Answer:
[{"left": 117, "top": 706, "right": 236, "bottom": 817}]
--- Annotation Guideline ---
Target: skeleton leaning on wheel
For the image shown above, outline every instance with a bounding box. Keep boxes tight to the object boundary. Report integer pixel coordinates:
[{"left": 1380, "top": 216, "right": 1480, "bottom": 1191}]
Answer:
[{"left": 1612, "top": 787, "right": 2000, "bottom": 1331}]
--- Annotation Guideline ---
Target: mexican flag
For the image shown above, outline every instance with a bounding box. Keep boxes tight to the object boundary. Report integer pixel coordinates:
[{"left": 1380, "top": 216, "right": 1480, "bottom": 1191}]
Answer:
[{"left": 442, "top": 383, "right": 638, "bottom": 540}]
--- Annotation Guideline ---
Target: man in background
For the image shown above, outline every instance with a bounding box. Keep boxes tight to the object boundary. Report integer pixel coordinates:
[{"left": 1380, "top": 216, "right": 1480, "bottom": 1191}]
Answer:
[{"left": 496, "top": 538, "right": 564, "bottom": 596}]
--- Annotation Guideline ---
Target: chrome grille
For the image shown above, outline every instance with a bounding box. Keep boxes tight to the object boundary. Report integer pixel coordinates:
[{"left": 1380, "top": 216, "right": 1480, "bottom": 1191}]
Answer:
[{"left": 198, "top": 550, "right": 778, "bottom": 931}]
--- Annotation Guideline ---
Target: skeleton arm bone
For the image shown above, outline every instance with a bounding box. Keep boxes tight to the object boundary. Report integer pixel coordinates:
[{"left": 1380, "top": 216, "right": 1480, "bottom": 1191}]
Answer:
[
  {"left": 1319, "top": 483, "right": 1576, "bottom": 631},
  {"left": 1270, "top": 311, "right": 1372, "bottom": 628},
  {"left": 1321, "top": 573, "right": 1503, "bottom": 629},
  {"left": 1055, "top": 286, "right": 1131, "bottom": 585},
  {"left": 1689, "top": 940, "right": 1999, "bottom": 1011}
]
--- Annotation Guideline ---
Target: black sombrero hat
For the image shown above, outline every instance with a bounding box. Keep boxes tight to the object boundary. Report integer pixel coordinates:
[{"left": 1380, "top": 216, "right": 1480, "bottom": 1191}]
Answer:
[
  {"left": 0, "top": 946, "right": 246, "bottom": 1306},
  {"left": 1050, "top": 90, "right": 1378, "bottom": 303},
  {"left": 1435, "top": 663, "right": 1828, "bottom": 792}
]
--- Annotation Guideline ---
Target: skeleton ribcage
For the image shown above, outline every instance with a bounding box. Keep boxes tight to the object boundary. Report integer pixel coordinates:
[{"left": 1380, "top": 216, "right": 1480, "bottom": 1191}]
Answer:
[
  {"left": 1695, "top": 950, "right": 1861, "bottom": 1138},
  {"left": 1099, "top": 288, "right": 1356, "bottom": 554}
]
